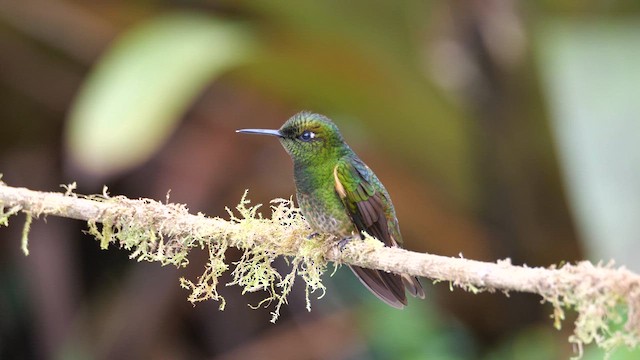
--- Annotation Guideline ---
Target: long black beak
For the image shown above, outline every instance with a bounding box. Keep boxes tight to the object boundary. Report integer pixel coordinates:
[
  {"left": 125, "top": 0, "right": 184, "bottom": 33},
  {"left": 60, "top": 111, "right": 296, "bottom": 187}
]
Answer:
[{"left": 236, "top": 129, "right": 282, "bottom": 137}]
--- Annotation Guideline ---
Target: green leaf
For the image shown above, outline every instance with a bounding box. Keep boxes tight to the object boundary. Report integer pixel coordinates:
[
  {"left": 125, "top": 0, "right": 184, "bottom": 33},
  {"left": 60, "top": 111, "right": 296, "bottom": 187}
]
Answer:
[
  {"left": 536, "top": 19, "right": 640, "bottom": 271},
  {"left": 66, "top": 12, "right": 254, "bottom": 177}
]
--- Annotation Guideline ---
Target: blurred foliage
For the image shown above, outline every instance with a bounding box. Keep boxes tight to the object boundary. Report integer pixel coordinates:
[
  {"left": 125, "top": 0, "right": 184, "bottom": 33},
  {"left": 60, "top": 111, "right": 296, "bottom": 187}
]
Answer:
[
  {"left": 537, "top": 18, "right": 640, "bottom": 272},
  {"left": 359, "top": 299, "right": 474, "bottom": 360},
  {"left": 1, "top": 0, "right": 640, "bottom": 359},
  {"left": 67, "top": 13, "right": 254, "bottom": 177},
  {"left": 67, "top": 1, "right": 474, "bottom": 204}
]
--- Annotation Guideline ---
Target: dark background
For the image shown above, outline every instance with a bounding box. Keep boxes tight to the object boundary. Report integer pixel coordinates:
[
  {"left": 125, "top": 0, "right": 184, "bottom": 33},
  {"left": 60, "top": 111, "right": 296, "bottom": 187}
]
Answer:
[{"left": 1, "top": 1, "right": 639, "bottom": 359}]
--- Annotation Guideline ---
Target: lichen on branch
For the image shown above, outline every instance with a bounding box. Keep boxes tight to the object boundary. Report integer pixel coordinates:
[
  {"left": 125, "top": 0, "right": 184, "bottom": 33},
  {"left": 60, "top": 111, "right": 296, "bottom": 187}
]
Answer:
[
  {"left": 181, "top": 192, "right": 329, "bottom": 322},
  {"left": 0, "top": 181, "right": 639, "bottom": 356}
]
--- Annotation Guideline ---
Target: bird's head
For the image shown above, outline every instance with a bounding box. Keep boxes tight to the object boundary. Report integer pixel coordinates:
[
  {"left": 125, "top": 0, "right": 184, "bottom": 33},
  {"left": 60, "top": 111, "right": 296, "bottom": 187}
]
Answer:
[{"left": 237, "top": 112, "right": 349, "bottom": 166}]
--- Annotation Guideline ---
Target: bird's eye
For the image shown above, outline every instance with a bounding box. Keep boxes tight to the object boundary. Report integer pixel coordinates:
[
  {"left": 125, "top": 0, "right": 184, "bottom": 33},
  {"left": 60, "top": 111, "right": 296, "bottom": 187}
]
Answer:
[{"left": 298, "top": 130, "right": 316, "bottom": 142}]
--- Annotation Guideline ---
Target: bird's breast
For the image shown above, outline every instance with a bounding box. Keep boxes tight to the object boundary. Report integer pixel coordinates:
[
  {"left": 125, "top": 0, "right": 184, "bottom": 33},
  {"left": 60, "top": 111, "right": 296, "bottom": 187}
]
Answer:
[{"left": 297, "top": 191, "right": 354, "bottom": 237}]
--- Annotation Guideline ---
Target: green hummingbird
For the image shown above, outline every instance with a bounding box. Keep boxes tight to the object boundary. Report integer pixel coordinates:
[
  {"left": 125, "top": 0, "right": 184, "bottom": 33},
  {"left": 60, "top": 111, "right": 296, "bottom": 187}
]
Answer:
[{"left": 237, "top": 111, "right": 424, "bottom": 308}]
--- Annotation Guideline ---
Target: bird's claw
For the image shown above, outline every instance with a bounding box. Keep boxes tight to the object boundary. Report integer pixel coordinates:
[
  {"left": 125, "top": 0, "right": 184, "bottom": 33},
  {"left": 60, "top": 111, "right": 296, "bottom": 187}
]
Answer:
[
  {"left": 338, "top": 236, "right": 354, "bottom": 250},
  {"left": 307, "top": 232, "right": 320, "bottom": 240}
]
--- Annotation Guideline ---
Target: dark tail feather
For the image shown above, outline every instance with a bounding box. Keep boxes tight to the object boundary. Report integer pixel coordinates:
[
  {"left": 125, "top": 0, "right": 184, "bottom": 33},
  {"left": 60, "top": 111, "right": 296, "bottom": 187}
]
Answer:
[
  {"left": 349, "top": 265, "right": 409, "bottom": 309},
  {"left": 402, "top": 274, "right": 425, "bottom": 299}
]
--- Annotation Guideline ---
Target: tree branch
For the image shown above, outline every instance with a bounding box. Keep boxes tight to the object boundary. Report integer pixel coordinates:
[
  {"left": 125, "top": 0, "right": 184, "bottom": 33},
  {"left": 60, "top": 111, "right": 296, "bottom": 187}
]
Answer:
[{"left": 0, "top": 181, "right": 638, "bottom": 356}]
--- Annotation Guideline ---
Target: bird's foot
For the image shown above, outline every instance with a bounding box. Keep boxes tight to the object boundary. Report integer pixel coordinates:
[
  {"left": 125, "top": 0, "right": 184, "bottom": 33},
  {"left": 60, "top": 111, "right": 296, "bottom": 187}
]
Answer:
[
  {"left": 337, "top": 236, "right": 355, "bottom": 250},
  {"left": 307, "top": 232, "right": 320, "bottom": 240}
]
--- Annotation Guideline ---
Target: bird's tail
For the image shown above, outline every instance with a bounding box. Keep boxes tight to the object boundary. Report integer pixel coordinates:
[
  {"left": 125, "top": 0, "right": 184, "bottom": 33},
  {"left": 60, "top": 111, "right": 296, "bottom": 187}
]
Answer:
[
  {"left": 402, "top": 274, "right": 425, "bottom": 299},
  {"left": 348, "top": 265, "right": 424, "bottom": 309}
]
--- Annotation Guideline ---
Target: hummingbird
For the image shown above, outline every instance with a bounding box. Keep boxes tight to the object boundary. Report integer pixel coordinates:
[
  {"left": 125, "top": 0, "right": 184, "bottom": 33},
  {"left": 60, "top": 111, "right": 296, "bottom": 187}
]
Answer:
[{"left": 237, "top": 111, "right": 424, "bottom": 308}]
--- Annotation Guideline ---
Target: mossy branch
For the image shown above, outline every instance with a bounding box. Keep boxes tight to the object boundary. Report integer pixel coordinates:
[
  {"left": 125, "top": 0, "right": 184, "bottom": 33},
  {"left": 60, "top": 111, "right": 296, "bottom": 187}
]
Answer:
[{"left": 0, "top": 181, "right": 639, "bottom": 357}]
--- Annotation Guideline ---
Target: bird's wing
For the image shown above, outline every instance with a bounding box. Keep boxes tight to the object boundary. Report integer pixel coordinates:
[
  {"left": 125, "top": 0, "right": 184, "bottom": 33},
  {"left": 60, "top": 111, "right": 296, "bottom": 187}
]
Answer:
[
  {"left": 334, "top": 158, "right": 425, "bottom": 304},
  {"left": 333, "top": 157, "right": 398, "bottom": 247}
]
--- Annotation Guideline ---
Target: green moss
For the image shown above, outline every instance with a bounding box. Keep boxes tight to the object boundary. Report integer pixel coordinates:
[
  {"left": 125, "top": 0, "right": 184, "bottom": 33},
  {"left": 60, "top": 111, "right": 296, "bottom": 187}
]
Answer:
[
  {"left": 85, "top": 193, "right": 200, "bottom": 268},
  {"left": 0, "top": 204, "right": 21, "bottom": 227},
  {"left": 21, "top": 212, "right": 32, "bottom": 256},
  {"left": 221, "top": 193, "right": 328, "bottom": 322},
  {"left": 180, "top": 239, "right": 229, "bottom": 311},
  {"left": 541, "top": 262, "right": 640, "bottom": 359},
  {"left": 82, "top": 190, "right": 329, "bottom": 322}
]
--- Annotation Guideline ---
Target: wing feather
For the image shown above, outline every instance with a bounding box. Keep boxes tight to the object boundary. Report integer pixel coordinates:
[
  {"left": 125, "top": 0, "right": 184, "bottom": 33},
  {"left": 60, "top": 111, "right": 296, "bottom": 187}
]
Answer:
[
  {"left": 334, "top": 158, "right": 425, "bottom": 306},
  {"left": 334, "top": 159, "right": 393, "bottom": 246}
]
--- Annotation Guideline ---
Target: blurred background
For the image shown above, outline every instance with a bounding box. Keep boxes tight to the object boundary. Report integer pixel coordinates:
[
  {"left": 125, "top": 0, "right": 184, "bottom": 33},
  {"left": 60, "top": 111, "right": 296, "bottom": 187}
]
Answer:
[{"left": 1, "top": 1, "right": 639, "bottom": 359}]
